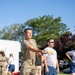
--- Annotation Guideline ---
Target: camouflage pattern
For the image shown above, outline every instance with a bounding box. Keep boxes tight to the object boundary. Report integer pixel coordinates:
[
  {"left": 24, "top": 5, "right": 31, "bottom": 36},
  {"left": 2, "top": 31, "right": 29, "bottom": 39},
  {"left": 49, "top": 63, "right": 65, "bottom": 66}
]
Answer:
[
  {"left": 21, "top": 39, "right": 37, "bottom": 62},
  {"left": 20, "top": 59, "right": 41, "bottom": 75},
  {"left": 20, "top": 39, "right": 41, "bottom": 75},
  {"left": 0, "top": 54, "right": 7, "bottom": 75}
]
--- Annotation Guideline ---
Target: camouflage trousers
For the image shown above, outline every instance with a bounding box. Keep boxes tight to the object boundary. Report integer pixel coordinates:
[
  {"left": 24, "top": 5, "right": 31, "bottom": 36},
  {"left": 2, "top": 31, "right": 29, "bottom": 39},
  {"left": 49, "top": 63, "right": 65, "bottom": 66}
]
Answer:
[
  {"left": 20, "top": 59, "right": 41, "bottom": 75},
  {"left": 0, "top": 65, "right": 7, "bottom": 75}
]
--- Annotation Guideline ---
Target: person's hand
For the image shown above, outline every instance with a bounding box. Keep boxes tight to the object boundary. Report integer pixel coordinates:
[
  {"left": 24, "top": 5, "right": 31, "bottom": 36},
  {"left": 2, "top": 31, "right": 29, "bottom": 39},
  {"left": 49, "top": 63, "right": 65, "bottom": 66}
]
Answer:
[
  {"left": 36, "top": 52, "right": 42, "bottom": 55},
  {"left": 57, "top": 68, "right": 60, "bottom": 73},
  {"left": 45, "top": 67, "right": 49, "bottom": 73},
  {"left": 41, "top": 50, "right": 47, "bottom": 54}
]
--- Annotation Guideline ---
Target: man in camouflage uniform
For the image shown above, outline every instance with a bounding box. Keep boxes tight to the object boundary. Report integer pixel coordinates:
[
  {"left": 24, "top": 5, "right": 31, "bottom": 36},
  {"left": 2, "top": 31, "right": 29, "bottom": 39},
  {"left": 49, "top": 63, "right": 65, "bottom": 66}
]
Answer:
[
  {"left": 20, "top": 28, "right": 46, "bottom": 75},
  {"left": 0, "top": 50, "right": 8, "bottom": 75}
]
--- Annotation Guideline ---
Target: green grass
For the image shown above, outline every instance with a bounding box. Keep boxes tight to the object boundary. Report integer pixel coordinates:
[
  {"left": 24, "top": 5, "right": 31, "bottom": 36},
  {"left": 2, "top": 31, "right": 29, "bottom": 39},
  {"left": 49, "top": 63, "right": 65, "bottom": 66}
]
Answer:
[
  {"left": 58, "top": 73, "right": 70, "bottom": 75},
  {"left": 59, "top": 74, "right": 70, "bottom": 75}
]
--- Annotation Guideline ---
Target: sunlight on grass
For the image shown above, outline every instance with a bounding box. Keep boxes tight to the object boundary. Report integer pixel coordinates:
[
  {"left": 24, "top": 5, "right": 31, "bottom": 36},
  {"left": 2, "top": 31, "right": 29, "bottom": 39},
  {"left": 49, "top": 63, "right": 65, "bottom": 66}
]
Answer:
[
  {"left": 58, "top": 74, "right": 70, "bottom": 75},
  {"left": 58, "top": 73, "right": 70, "bottom": 75}
]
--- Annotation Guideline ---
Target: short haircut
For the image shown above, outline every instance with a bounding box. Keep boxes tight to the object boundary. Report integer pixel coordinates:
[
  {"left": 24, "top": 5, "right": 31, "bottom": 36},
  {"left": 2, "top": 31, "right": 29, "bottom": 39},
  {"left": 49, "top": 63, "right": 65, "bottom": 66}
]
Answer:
[
  {"left": 24, "top": 28, "right": 32, "bottom": 32},
  {"left": 47, "top": 38, "right": 54, "bottom": 42}
]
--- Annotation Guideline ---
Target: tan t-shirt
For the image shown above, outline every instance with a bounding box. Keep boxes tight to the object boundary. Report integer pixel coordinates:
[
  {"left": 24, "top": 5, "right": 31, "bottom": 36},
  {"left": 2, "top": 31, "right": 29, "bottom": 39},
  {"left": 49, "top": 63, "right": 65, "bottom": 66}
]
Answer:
[{"left": 22, "top": 39, "right": 37, "bottom": 61}]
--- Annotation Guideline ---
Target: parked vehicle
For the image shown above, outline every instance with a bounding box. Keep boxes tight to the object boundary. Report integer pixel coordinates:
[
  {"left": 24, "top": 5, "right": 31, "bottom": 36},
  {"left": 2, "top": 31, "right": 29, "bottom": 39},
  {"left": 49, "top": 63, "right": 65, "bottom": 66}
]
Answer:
[
  {"left": 63, "top": 68, "right": 71, "bottom": 74},
  {"left": 59, "top": 60, "right": 70, "bottom": 71}
]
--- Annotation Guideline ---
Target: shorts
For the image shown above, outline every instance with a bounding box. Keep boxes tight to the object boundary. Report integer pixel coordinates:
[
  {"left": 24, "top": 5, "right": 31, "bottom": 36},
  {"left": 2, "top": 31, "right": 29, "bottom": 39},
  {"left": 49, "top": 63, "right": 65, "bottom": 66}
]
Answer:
[
  {"left": 9, "top": 64, "right": 15, "bottom": 72},
  {"left": 44, "top": 66, "right": 57, "bottom": 75},
  {"left": 70, "top": 62, "right": 75, "bottom": 73}
]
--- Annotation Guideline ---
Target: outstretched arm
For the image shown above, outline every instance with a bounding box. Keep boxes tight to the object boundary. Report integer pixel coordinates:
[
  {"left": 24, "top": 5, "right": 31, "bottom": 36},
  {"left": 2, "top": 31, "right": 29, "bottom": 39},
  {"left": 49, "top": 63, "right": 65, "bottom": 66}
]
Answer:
[{"left": 27, "top": 44, "right": 47, "bottom": 54}]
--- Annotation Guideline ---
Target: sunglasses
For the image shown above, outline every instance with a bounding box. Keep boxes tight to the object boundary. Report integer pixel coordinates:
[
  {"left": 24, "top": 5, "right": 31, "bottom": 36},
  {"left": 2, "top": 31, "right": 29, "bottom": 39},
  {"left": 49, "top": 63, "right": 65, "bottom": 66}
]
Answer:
[{"left": 50, "top": 42, "right": 54, "bottom": 43}]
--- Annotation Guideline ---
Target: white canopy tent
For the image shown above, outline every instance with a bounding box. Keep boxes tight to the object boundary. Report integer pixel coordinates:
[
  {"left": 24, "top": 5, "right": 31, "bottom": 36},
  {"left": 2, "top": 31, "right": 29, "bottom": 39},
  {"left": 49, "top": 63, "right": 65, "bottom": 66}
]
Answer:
[{"left": 0, "top": 40, "right": 21, "bottom": 72}]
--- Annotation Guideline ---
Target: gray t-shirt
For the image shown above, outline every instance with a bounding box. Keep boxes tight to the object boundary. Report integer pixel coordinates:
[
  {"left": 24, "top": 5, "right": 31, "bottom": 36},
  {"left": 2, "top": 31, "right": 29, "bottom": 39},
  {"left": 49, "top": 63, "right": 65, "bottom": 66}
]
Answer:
[
  {"left": 67, "top": 50, "right": 75, "bottom": 63},
  {"left": 43, "top": 47, "right": 57, "bottom": 68}
]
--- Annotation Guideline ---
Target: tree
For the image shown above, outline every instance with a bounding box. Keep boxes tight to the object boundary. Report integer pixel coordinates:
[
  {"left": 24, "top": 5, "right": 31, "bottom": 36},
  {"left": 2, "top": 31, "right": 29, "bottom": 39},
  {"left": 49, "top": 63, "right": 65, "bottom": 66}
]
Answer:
[
  {"left": 54, "top": 32, "right": 75, "bottom": 60},
  {"left": 0, "top": 23, "right": 25, "bottom": 41},
  {"left": 25, "top": 15, "right": 70, "bottom": 46}
]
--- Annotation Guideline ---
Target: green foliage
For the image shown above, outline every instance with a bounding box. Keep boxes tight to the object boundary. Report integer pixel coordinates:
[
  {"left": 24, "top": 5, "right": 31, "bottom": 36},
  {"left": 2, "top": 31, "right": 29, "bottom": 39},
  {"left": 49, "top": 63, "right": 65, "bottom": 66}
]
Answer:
[
  {"left": 54, "top": 32, "right": 75, "bottom": 60},
  {"left": 0, "top": 23, "right": 25, "bottom": 41},
  {"left": 25, "top": 15, "right": 70, "bottom": 46},
  {"left": 0, "top": 15, "right": 74, "bottom": 61}
]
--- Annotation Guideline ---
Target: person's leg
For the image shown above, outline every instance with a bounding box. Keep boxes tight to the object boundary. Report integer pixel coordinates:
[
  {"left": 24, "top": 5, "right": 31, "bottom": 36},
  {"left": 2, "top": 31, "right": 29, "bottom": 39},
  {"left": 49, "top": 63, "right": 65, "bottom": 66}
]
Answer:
[
  {"left": 11, "top": 65, "right": 15, "bottom": 72},
  {"left": 44, "top": 66, "right": 57, "bottom": 75},
  {"left": 2, "top": 66, "right": 7, "bottom": 75},
  {"left": 70, "top": 62, "right": 75, "bottom": 75},
  {"left": 30, "top": 65, "right": 41, "bottom": 75},
  {"left": 20, "top": 60, "right": 32, "bottom": 75},
  {"left": 36, "top": 66, "right": 41, "bottom": 75},
  {"left": 8, "top": 64, "right": 12, "bottom": 75}
]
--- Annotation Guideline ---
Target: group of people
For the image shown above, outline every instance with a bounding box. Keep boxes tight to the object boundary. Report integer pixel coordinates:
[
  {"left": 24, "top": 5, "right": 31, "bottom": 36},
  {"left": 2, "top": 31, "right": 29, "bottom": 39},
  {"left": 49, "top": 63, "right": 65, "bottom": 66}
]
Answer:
[
  {"left": 20, "top": 28, "right": 75, "bottom": 75},
  {"left": 0, "top": 28, "right": 75, "bottom": 75},
  {"left": 20, "top": 28, "right": 60, "bottom": 75},
  {"left": 0, "top": 51, "right": 15, "bottom": 75}
]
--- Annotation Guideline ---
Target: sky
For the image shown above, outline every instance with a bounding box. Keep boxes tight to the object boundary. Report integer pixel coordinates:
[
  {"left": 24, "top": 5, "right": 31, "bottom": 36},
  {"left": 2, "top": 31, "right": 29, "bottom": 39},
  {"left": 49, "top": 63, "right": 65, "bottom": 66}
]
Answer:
[{"left": 0, "top": 0, "right": 75, "bottom": 33}]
